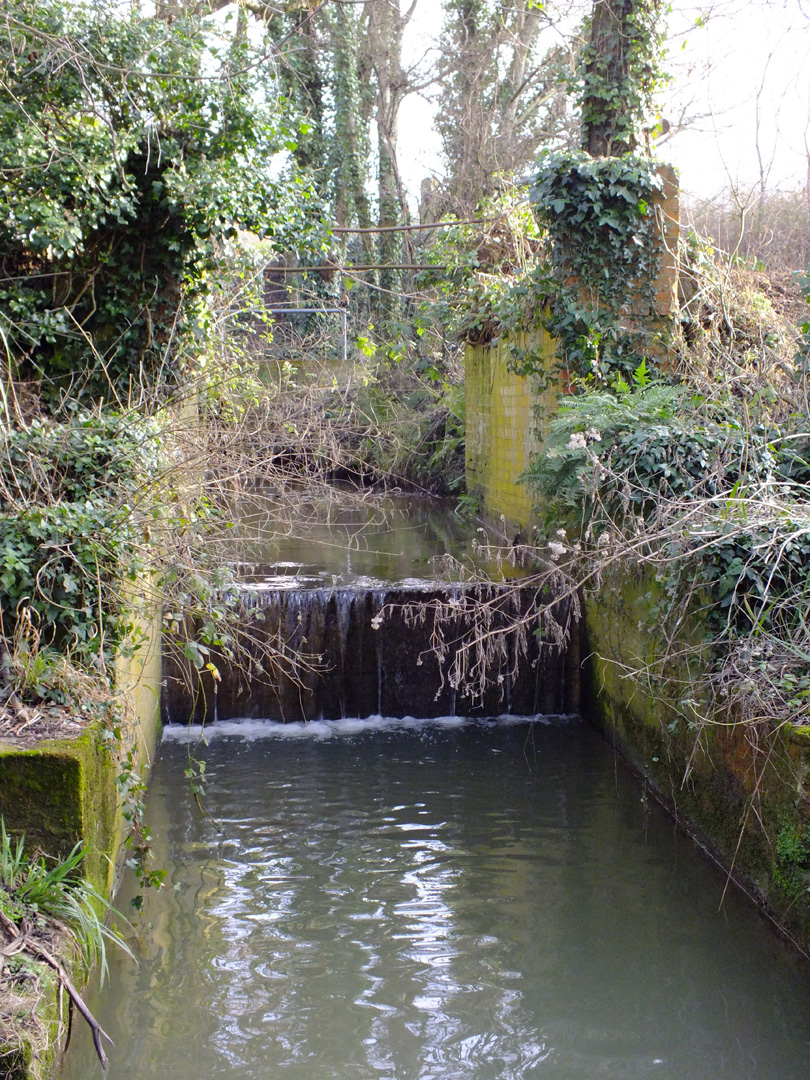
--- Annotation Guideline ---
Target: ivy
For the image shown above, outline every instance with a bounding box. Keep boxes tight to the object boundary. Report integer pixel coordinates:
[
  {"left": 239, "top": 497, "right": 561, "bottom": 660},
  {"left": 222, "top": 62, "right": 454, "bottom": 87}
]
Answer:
[
  {"left": 0, "top": 0, "right": 323, "bottom": 405},
  {"left": 527, "top": 150, "right": 666, "bottom": 381},
  {"left": 774, "top": 823, "right": 810, "bottom": 899},
  {"left": 577, "top": 0, "right": 666, "bottom": 157},
  {"left": 0, "top": 413, "right": 161, "bottom": 672},
  {"left": 525, "top": 373, "right": 810, "bottom": 636}
]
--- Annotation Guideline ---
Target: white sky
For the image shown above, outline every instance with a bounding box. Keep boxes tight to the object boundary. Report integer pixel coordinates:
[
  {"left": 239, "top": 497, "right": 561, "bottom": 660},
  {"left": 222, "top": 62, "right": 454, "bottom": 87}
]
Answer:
[
  {"left": 663, "top": 0, "right": 810, "bottom": 199},
  {"left": 397, "top": 0, "right": 810, "bottom": 204}
]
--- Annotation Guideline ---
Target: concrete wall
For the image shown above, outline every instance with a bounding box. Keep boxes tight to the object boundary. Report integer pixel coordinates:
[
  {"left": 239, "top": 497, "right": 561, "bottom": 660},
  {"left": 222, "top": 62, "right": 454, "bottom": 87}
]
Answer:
[
  {"left": 465, "top": 327, "right": 558, "bottom": 531},
  {"left": 462, "top": 165, "right": 810, "bottom": 949},
  {"left": 585, "top": 563, "right": 810, "bottom": 950},
  {"left": 466, "top": 165, "right": 680, "bottom": 529},
  {"left": 0, "top": 593, "right": 162, "bottom": 897},
  {"left": 0, "top": 594, "right": 162, "bottom": 1078}
]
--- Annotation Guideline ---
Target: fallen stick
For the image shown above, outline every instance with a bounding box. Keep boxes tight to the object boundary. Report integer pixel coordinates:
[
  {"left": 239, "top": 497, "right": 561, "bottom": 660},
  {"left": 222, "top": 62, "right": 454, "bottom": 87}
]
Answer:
[{"left": 0, "top": 909, "right": 113, "bottom": 1069}]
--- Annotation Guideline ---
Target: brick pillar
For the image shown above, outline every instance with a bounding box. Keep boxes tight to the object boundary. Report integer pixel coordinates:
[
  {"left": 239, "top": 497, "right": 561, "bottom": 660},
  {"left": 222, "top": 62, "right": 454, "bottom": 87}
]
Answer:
[
  {"left": 619, "top": 163, "right": 680, "bottom": 361},
  {"left": 655, "top": 164, "right": 680, "bottom": 318}
]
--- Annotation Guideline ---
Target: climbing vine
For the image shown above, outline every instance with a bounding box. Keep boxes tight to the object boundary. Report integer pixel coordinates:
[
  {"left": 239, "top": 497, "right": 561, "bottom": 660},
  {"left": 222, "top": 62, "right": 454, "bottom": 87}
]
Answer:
[
  {"left": 527, "top": 150, "right": 666, "bottom": 383},
  {"left": 577, "top": 0, "right": 666, "bottom": 157},
  {"left": 0, "top": 0, "right": 321, "bottom": 405}
]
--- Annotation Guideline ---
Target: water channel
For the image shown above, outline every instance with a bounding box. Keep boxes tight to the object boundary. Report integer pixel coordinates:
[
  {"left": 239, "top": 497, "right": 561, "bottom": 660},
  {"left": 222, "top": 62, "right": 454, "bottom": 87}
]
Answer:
[
  {"left": 218, "top": 489, "right": 476, "bottom": 588},
  {"left": 61, "top": 718, "right": 810, "bottom": 1080},
  {"left": 58, "top": 494, "right": 810, "bottom": 1079}
]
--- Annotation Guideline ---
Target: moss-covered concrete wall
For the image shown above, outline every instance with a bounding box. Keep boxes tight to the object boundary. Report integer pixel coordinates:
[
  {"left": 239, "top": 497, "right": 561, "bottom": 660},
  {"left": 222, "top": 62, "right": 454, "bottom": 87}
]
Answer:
[
  {"left": 0, "top": 594, "right": 162, "bottom": 1079},
  {"left": 465, "top": 328, "right": 558, "bottom": 530},
  {"left": 465, "top": 164, "right": 681, "bottom": 532},
  {"left": 0, "top": 734, "right": 118, "bottom": 899},
  {"left": 464, "top": 290, "right": 810, "bottom": 947},
  {"left": 585, "top": 563, "right": 810, "bottom": 949},
  {"left": 0, "top": 594, "right": 161, "bottom": 897}
]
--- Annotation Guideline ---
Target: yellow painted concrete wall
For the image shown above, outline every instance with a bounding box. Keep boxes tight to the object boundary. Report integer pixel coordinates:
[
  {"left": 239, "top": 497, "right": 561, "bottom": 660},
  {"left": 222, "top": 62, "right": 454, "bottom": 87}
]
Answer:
[
  {"left": 465, "top": 164, "right": 681, "bottom": 531},
  {"left": 465, "top": 328, "right": 559, "bottom": 531}
]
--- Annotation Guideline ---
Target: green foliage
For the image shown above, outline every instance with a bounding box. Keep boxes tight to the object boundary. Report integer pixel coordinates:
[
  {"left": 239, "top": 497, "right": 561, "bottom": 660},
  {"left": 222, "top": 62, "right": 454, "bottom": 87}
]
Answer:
[
  {"left": 529, "top": 150, "right": 665, "bottom": 380},
  {"left": 0, "top": 819, "right": 133, "bottom": 983},
  {"left": 0, "top": 0, "right": 320, "bottom": 404},
  {"left": 577, "top": 0, "right": 666, "bottom": 157},
  {"left": 774, "top": 822, "right": 810, "bottom": 899},
  {"left": 0, "top": 412, "right": 161, "bottom": 504},
  {"left": 526, "top": 366, "right": 810, "bottom": 635},
  {"left": 418, "top": 190, "right": 546, "bottom": 345},
  {"left": 0, "top": 412, "right": 160, "bottom": 676},
  {"left": 113, "top": 741, "right": 166, "bottom": 910},
  {"left": 525, "top": 379, "right": 687, "bottom": 514}
]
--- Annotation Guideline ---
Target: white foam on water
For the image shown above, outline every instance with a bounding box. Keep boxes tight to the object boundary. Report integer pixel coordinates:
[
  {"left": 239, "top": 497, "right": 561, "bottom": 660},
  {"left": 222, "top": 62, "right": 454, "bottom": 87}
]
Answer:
[{"left": 161, "top": 713, "right": 573, "bottom": 743}]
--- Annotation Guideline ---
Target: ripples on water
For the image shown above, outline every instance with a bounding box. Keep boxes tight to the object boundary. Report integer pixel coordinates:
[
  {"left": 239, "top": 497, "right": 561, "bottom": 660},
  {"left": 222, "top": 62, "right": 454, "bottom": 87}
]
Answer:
[{"left": 60, "top": 717, "right": 810, "bottom": 1080}]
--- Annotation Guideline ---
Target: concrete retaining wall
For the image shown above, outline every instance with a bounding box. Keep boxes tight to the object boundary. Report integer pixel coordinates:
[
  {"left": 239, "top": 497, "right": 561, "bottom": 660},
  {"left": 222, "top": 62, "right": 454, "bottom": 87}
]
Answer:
[
  {"left": 0, "top": 595, "right": 162, "bottom": 1078},
  {"left": 584, "top": 563, "right": 810, "bottom": 950},
  {"left": 465, "top": 328, "right": 557, "bottom": 530},
  {"left": 462, "top": 164, "right": 810, "bottom": 948}
]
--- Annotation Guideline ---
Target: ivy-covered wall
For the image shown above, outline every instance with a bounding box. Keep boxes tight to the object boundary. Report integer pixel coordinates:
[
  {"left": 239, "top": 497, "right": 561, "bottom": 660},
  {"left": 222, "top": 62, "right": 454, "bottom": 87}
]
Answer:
[
  {"left": 465, "top": 163, "right": 680, "bottom": 529},
  {"left": 622, "top": 163, "right": 679, "bottom": 356}
]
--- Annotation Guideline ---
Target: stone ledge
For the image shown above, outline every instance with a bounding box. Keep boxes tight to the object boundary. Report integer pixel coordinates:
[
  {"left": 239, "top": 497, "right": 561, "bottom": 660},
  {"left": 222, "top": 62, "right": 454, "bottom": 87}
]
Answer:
[{"left": 0, "top": 594, "right": 161, "bottom": 1079}]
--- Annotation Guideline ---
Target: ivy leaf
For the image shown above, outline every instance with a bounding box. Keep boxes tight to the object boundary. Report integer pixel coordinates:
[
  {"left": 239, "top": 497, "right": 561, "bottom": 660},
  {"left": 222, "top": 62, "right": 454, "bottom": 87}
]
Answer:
[{"left": 62, "top": 572, "right": 80, "bottom": 594}]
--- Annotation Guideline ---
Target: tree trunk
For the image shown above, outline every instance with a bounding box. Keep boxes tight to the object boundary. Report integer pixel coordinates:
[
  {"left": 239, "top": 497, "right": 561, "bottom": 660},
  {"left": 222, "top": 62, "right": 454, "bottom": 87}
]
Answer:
[
  {"left": 326, "top": 7, "right": 375, "bottom": 265},
  {"left": 581, "top": 0, "right": 661, "bottom": 157},
  {"left": 497, "top": 7, "right": 543, "bottom": 166},
  {"left": 584, "top": 0, "right": 634, "bottom": 155},
  {"left": 368, "top": 0, "right": 417, "bottom": 300}
]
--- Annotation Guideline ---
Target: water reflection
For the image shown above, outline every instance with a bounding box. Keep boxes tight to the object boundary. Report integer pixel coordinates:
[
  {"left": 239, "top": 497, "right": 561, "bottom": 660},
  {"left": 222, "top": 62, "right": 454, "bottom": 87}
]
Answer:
[
  {"left": 219, "top": 489, "right": 475, "bottom": 587},
  {"left": 60, "top": 718, "right": 810, "bottom": 1080}
]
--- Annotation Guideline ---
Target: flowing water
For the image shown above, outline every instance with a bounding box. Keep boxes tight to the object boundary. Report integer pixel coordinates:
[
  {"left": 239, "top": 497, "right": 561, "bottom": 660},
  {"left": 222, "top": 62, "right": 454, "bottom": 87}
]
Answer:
[
  {"left": 60, "top": 716, "right": 810, "bottom": 1080},
  {"left": 163, "top": 491, "right": 577, "bottom": 725}
]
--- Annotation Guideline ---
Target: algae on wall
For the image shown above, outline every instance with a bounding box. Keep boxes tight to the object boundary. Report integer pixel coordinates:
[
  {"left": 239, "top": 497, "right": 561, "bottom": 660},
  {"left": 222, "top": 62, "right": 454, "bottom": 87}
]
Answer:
[
  {"left": 0, "top": 594, "right": 162, "bottom": 898},
  {"left": 0, "top": 734, "right": 117, "bottom": 898},
  {"left": 584, "top": 561, "right": 810, "bottom": 949},
  {"left": 464, "top": 328, "right": 810, "bottom": 951},
  {"left": 0, "top": 595, "right": 162, "bottom": 1080},
  {"left": 465, "top": 328, "right": 558, "bottom": 530}
]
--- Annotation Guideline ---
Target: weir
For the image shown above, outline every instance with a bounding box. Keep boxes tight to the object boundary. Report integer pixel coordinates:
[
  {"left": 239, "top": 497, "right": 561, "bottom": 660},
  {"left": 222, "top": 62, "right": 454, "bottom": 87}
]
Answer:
[
  {"left": 162, "top": 578, "right": 582, "bottom": 724},
  {"left": 161, "top": 492, "right": 582, "bottom": 727},
  {"left": 56, "top": 493, "right": 810, "bottom": 1080}
]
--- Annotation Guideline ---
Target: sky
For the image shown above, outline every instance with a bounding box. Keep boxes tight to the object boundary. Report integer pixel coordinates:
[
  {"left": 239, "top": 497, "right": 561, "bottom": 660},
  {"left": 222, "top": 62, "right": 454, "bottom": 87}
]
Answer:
[
  {"left": 663, "top": 0, "right": 810, "bottom": 199},
  {"left": 397, "top": 0, "right": 810, "bottom": 206}
]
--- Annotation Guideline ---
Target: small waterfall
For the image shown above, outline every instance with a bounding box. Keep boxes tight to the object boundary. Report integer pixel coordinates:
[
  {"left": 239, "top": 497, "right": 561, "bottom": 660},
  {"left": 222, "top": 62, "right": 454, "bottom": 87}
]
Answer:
[{"left": 162, "top": 580, "right": 582, "bottom": 725}]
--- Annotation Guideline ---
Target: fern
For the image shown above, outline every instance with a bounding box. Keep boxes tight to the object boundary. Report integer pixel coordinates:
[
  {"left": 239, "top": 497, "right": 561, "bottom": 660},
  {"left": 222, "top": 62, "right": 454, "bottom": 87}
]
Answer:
[{"left": 526, "top": 383, "right": 685, "bottom": 513}]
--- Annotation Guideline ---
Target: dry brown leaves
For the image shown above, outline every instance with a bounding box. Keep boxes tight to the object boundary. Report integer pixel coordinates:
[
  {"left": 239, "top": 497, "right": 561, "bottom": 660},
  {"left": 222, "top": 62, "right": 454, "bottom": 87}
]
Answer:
[{"left": 0, "top": 700, "right": 90, "bottom": 748}]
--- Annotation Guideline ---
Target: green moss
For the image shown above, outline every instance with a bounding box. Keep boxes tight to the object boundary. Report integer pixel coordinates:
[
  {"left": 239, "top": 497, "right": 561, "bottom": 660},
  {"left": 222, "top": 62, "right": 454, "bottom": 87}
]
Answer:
[
  {"left": 0, "top": 887, "right": 27, "bottom": 922},
  {"left": 0, "top": 1041, "right": 31, "bottom": 1080},
  {"left": 585, "top": 562, "right": 810, "bottom": 949},
  {"left": 0, "top": 731, "right": 117, "bottom": 898},
  {"left": 465, "top": 331, "right": 558, "bottom": 529}
]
